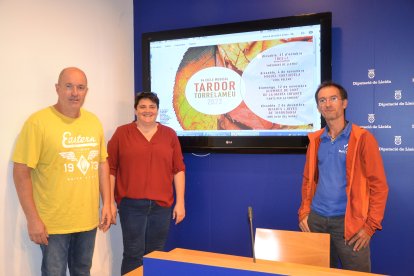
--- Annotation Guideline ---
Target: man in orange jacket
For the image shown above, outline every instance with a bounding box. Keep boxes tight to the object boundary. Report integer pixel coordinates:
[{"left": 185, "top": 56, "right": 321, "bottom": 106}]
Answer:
[{"left": 298, "top": 81, "right": 388, "bottom": 272}]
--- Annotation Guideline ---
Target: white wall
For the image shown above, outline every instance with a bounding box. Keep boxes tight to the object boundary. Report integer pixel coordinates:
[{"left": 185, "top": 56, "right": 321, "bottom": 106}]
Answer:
[{"left": 0, "top": 0, "right": 134, "bottom": 275}]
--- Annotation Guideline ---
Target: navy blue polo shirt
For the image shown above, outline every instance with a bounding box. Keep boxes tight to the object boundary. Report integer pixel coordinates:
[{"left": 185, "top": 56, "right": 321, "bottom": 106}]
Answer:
[{"left": 311, "top": 122, "right": 351, "bottom": 217}]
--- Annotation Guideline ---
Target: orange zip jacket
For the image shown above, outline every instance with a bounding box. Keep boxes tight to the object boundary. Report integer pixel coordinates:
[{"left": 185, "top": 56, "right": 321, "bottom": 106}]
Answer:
[{"left": 298, "top": 124, "right": 389, "bottom": 240}]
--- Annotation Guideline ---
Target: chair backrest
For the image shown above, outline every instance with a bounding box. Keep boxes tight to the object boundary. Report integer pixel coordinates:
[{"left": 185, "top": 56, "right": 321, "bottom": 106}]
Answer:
[{"left": 254, "top": 228, "right": 330, "bottom": 267}]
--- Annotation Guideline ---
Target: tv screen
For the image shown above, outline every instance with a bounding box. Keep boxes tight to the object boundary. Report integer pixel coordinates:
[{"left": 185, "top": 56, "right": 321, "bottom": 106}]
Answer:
[{"left": 142, "top": 12, "right": 331, "bottom": 153}]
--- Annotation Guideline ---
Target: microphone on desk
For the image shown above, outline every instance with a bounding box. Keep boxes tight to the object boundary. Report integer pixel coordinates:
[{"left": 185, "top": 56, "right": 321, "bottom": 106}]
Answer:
[{"left": 248, "top": 206, "right": 256, "bottom": 263}]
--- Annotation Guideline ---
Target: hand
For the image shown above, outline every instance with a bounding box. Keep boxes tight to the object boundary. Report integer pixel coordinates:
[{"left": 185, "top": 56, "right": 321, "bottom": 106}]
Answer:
[
  {"left": 299, "top": 215, "right": 310, "bottom": 232},
  {"left": 172, "top": 203, "right": 185, "bottom": 225},
  {"left": 98, "top": 204, "right": 111, "bottom": 232},
  {"left": 110, "top": 201, "right": 117, "bottom": 225},
  {"left": 28, "top": 217, "right": 48, "bottom": 245},
  {"left": 347, "top": 228, "right": 371, "bottom": 251}
]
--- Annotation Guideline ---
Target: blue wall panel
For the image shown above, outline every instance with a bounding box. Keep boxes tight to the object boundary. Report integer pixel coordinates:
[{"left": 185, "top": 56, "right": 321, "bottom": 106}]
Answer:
[{"left": 134, "top": 1, "right": 414, "bottom": 275}]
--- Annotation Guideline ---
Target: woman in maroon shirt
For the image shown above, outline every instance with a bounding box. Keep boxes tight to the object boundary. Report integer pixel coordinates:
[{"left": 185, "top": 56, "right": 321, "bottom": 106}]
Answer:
[{"left": 107, "top": 92, "right": 186, "bottom": 275}]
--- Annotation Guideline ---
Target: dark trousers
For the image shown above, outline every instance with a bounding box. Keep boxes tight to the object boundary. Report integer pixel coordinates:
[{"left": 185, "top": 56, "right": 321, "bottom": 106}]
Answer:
[
  {"left": 308, "top": 211, "right": 371, "bottom": 272},
  {"left": 119, "top": 198, "right": 172, "bottom": 275}
]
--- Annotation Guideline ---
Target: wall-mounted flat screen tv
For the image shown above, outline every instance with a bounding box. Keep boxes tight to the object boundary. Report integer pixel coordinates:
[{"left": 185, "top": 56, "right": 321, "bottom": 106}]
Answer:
[{"left": 142, "top": 12, "right": 331, "bottom": 153}]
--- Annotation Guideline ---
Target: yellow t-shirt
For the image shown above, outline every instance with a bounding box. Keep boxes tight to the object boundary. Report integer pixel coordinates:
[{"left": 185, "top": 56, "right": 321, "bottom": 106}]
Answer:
[{"left": 13, "top": 106, "right": 108, "bottom": 234}]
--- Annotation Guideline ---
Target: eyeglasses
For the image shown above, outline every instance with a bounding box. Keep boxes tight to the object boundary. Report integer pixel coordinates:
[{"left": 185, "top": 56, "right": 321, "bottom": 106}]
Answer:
[{"left": 317, "top": 96, "right": 341, "bottom": 105}]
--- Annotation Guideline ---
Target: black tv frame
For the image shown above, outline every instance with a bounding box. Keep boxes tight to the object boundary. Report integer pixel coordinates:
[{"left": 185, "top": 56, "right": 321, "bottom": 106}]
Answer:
[{"left": 142, "top": 12, "right": 331, "bottom": 153}]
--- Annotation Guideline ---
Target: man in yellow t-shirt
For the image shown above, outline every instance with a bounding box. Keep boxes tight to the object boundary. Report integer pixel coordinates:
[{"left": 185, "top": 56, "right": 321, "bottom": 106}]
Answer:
[{"left": 13, "top": 67, "right": 114, "bottom": 276}]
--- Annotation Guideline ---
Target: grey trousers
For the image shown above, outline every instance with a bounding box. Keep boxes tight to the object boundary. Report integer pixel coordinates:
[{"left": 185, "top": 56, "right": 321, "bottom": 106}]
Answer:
[{"left": 308, "top": 211, "right": 371, "bottom": 272}]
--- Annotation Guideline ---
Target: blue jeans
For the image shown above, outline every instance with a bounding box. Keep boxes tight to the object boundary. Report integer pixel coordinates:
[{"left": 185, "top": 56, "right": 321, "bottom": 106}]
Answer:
[
  {"left": 308, "top": 211, "right": 371, "bottom": 272},
  {"left": 40, "top": 228, "right": 97, "bottom": 276},
  {"left": 119, "top": 198, "right": 172, "bottom": 275}
]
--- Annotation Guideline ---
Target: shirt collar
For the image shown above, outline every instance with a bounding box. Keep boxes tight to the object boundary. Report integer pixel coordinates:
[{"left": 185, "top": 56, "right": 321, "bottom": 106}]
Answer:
[{"left": 321, "top": 121, "right": 351, "bottom": 140}]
